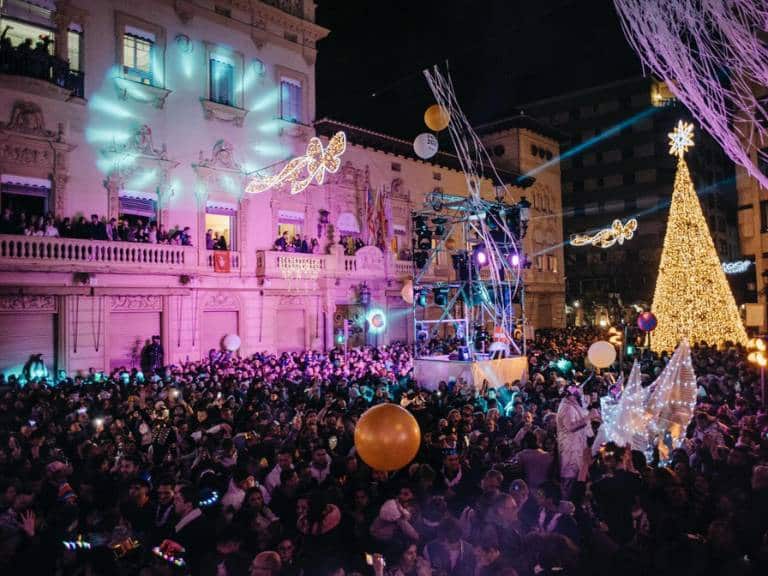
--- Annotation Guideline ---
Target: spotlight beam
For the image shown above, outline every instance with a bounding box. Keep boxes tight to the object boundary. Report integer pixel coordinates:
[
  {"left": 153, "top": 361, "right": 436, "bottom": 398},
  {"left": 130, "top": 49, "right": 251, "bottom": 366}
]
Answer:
[
  {"left": 516, "top": 106, "right": 662, "bottom": 182},
  {"left": 528, "top": 176, "right": 736, "bottom": 258}
]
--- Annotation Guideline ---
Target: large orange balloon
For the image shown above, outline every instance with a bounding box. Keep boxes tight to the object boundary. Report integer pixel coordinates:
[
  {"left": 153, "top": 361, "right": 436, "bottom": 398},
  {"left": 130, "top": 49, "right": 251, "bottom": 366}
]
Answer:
[
  {"left": 424, "top": 104, "right": 450, "bottom": 132},
  {"left": 354, "top": 404, "right": 421, "bottom": 471}
]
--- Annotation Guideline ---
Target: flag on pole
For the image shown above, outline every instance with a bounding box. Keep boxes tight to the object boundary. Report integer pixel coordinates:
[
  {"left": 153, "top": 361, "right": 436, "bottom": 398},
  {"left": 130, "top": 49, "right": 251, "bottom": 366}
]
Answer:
[{"left": 366, "top": 184, "right": 377, "bottom": 244}]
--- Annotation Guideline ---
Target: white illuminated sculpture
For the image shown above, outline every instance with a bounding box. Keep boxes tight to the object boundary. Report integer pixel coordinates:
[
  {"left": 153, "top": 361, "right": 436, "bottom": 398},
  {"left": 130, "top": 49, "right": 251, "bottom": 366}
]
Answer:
[
  {"left": 570, "top": 218, "right": 638, "bottom": 248},
  {"left": 593, "top": 340, "right": 697, "bottom": 462},
  {"left": 246, "top": 131, "right": 346, "bottom": 195}
]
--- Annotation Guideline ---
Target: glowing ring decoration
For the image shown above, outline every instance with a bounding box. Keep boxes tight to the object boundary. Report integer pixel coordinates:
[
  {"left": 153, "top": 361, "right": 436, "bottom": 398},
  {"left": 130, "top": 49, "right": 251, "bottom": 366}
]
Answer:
[{"left": 366, "top": 309, "right": 387, "bottom": 334}]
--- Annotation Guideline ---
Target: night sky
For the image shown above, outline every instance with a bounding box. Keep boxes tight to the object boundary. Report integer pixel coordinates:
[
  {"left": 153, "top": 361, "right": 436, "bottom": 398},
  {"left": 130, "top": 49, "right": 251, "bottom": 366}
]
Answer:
[{"left": 315, "top": 0, "right": 642, "bottom": 139}]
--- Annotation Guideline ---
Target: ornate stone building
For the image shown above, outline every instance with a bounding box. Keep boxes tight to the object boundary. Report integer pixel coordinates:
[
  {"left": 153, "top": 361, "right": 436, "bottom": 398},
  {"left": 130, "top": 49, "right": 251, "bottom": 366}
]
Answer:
[{"left": 0, "top": 0, "right": 564, "bottom": 377}]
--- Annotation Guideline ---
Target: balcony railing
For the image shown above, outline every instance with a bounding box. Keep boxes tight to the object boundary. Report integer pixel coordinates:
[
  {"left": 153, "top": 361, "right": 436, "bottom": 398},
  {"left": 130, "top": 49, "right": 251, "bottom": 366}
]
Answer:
[
  {"left": 0, "top": 236, "right": 420, "bottom": 282},
  {"left": 0, "top": 235, "right": 194, "bottom": 273},
  {"left": 0, "top": 46, "right": 85, "bottom": 98}
]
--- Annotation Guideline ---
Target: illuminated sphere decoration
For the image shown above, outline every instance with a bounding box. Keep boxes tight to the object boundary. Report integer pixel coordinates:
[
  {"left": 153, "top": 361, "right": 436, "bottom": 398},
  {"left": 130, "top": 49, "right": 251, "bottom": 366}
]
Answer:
[
  {"left": 354, "top": 404, "right": 421, "bottom": 471},
  {"left": 637, "top": 311, "right": 658, "bottom": 332},
  {"left": 366, "top": 309, "right": 387, "bottom": 334},
  {"left": 401, "top": 280, "right": 414, "bottom": 304},
  {"left": 424, "top": 104, "right": 450, "bottom": 132},
  {"left": 413, "top": 133, "right": 439, "bottom": 159},
  {"left": 588, "top": 340, "right": 617, "bottom": 368},
  {"left": 222, "top": 334, "right": 241, "bottom": 352}
]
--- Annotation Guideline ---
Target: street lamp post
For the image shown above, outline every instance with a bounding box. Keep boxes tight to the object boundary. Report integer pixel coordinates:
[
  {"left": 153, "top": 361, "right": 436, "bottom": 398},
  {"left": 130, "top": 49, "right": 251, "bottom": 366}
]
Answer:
[{"left": 747, "top": 338, "right": 767, "bottom": 410}]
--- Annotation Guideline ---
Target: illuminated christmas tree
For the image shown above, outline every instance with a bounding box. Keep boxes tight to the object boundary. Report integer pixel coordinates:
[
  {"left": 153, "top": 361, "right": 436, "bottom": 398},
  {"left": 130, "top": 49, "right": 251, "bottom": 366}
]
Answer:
[{"left": 651, "top": 121, "right": 747, "bottom": 352}]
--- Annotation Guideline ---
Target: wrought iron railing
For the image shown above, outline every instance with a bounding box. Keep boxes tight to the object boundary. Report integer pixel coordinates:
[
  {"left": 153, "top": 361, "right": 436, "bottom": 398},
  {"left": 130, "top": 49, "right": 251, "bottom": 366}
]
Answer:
[{"left": 0, "top": 46, "right": 85, "bottom": 98}]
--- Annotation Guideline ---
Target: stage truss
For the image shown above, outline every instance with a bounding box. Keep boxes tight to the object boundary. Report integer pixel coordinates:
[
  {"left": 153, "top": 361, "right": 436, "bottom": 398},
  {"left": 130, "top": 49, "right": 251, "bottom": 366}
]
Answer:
[
  {"left": 411, "top": 65, "right": 530, "bottom": 361},
  {"left": 411, "top": 192, "right": 527, "bottom": 359}
]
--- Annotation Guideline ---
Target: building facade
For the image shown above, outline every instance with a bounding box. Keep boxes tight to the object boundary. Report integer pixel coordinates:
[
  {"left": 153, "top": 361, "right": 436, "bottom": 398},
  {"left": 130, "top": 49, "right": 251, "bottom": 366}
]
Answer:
[
  {"left": 521, "top": 76, "right": 739, "bottom": 323},
  {"left": 734, "top": 44, "right": 768, "bottom": 329},
  {"left": 0, "top": 0, "right": 564, "bottom": 378}
]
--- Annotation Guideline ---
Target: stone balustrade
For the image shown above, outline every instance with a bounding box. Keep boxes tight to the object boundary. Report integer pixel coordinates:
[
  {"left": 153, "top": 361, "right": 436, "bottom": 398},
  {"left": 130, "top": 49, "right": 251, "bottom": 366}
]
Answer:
[
  {"left": 0, "top": 234, "right": 194, "bottom": 273},
  {"left": 0, "top": 235, "right": 421, "bottom": 284}
]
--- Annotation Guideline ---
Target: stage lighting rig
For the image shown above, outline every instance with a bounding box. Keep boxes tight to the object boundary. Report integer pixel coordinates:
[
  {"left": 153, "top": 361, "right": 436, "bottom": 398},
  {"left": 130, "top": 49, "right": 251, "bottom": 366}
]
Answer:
[
  {"left": 433, "top": 286, "right": 449, "bottom": 307},
  {"left": 472, "top": 244, "right": 489, "bottom": 268}
]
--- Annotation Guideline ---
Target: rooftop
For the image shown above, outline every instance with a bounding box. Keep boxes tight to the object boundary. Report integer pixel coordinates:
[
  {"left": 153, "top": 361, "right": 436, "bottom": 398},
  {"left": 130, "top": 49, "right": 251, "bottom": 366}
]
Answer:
[{"left": 314, "top": 118, "right": 535, "bottom": 188}]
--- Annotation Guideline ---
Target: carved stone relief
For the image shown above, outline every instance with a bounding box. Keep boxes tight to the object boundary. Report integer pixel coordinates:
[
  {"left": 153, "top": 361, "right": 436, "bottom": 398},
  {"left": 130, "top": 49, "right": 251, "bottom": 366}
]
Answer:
[
  {"left": 0, "top": 101, "right": 57, "bottom": 138},
  {"left": 0, "top": 295, "right": 57, "bottom": 313},
  {"left": 0, "top": 101, "right": 75, "bottom": 218},
  {"left": 204, "top": 293, "right": 239, "bottom": 310},
  {"left": 110, "top": 295, "right": 163, "bottom": 311}
]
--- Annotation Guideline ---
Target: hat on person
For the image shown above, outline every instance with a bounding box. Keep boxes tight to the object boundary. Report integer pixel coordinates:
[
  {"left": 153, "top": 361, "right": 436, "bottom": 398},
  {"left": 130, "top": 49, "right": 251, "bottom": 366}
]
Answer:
[
  {"left": 58, "top": 482, "right": 77, "bottom": 503},
  {"left": 47, "top": 460, "right": 67, "bottom": 475}
]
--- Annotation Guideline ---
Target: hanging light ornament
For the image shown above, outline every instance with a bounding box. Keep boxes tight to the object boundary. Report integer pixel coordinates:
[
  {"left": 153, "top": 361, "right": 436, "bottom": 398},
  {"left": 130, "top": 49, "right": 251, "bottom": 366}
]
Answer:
[
  {"left": 570, "top": 218, "right": 638, "bottom": 248},
  {"left": 246, "top": 131, "right": 346, "bottom": 195}
]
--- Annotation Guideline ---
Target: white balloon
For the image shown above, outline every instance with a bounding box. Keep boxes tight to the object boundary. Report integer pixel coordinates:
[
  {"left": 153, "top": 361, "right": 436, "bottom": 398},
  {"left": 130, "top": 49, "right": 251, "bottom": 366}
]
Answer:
[
  {"left": 587, "top": 340, "right": 616, "bottom": 368},
  {"left": 413, "top": 133, "right": 438, "bottom": 159},
  {"left": 401, "top": 280, "right": 414, "bottom": 304},
  {"left": 222, "top": 334, "right": 241, "bottom": 352}
]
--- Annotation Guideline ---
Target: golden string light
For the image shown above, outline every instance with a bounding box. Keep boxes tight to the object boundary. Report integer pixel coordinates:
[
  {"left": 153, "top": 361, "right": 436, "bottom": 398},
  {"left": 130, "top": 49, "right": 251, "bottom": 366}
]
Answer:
[
  {"left": 570, "top": 218, "right": 638, "bottom": 248},
  {"left": 246, "top": 131, "right": 346, "bottom": 195},
  {"left": 651, "top": 122, "right": 747, "bottom": 352}
]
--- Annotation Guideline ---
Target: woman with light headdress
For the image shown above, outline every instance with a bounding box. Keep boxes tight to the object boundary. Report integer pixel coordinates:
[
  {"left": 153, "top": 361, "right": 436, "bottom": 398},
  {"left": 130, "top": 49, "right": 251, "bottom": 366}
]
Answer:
[{"left": 556, "top": 385, "right": 598, "bottom": 497}]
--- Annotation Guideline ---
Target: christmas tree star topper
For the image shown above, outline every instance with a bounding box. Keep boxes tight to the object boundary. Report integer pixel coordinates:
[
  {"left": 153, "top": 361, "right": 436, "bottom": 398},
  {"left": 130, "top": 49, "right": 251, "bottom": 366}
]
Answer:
[{"left": 668, "top": 120, "right": 695, "bottom": 157}]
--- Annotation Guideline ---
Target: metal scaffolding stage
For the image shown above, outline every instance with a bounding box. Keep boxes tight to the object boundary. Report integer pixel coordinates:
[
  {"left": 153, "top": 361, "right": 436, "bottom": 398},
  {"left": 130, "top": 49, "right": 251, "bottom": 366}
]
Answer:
[{"left": 410, "top": 189, "right": 531, "bottom": 378}]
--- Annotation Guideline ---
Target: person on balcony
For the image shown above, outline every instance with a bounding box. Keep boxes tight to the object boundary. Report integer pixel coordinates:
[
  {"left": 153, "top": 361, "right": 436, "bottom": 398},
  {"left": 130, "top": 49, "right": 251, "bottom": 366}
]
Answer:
[
  {"left": 206, "top": 229, "right": 215, "bottom": 250},
  {"left": 181, "top": 227, "right": 193, "bottom": 246},
  {"left": 89, "top": 214, "right": 107, "bottom": 240},
  {"left": 215, "top": 234, "right": 228, "bottom": 251},
  {"left": 43, "top": 218, "right": 58, "bottom": 237},
  {"left": 106, "top": 218, "right": 117, "bottom": 241},
  {"left": 275, "top": 231, "right": 290, "bottom": 251},
  {"left": 59, "top": 217, "right": 73, "bottom": 238},
  {"left": 0, "top": 208, "right": 12, "bottom": 234}
]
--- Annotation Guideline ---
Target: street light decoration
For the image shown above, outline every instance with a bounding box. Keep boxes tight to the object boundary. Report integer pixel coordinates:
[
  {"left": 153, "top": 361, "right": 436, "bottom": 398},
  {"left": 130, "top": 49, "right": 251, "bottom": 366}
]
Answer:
[
  {"left": 245, "top": 131, "right": 346, "bottom": 195},
  {"left": 570, "top": 218, "right": 638, "bottom": 248}
]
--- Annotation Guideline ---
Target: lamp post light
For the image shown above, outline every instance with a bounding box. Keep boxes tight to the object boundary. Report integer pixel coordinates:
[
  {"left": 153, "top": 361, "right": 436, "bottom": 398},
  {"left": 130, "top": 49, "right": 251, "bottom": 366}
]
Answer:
[
  {"left": 747, "top": 337, "right": 767, "bottom": 410},
  {"left": 517, "top": 196, "right": 531, "bottom": 238}
]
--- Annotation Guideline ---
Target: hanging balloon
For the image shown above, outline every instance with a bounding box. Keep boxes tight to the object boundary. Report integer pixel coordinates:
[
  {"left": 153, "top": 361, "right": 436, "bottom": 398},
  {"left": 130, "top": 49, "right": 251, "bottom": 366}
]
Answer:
[
  {"left": 354, "top": 403, "right": 421, "bottom": 471},
  {"left": 587, "top": 340, "right": 616, "bottom": 368},
  {"left": 445, "top": 237, "right": 457, "bottom": 251},
  {"left": 637, "top": 311, "right": 658, "bottom": 332},
  {"left": 413, "top": 133, "right": 438, "bottom": 159},
  {"left": 401, "top": 280, "right": 414, "bottom": 304},
  {"left": 222, "top": 334, "right": 241, "bottom": 352},
  {"left": 424, "top": 104, "right": 450, "bottom": 132}
]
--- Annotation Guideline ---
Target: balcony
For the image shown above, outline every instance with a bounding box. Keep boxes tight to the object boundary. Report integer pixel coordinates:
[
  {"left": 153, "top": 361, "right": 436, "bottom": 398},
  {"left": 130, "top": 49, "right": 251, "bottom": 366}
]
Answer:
[
  {"left": 0, "top": 235, "right": 194, "bottom": 274},
  {"left": 256, "top": 249, "right": 423, "bottom": 283},
  {"left": 0, "top": 235, "right": 417, "bottom": 283},
  {"left": 0, "top": 47, "right": 84, "bottom": 99}
]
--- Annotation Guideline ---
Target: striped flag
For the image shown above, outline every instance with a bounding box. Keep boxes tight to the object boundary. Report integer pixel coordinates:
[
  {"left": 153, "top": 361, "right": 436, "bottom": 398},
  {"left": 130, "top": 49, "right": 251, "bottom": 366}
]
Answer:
[{"left": 366, "top": 184, "right": 377, "bottom": 244}]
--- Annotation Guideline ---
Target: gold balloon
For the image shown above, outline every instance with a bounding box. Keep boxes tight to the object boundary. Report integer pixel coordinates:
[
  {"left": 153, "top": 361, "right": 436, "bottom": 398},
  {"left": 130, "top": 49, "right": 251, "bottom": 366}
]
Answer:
[
  {"left": 424, "top": 104, "right": 450, "bottom": 132},
  {"left": 354, "top": 404, "right": 421, "bottom": 471},
  {"left": 445, "top": 237, "right": 457, "bottom": 251}
]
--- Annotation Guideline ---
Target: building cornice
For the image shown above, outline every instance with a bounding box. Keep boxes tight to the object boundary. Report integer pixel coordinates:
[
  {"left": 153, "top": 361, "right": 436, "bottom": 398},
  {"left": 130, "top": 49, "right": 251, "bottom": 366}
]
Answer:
[{"left": 165, "top": 0, "right": 328, "bottom": 58}]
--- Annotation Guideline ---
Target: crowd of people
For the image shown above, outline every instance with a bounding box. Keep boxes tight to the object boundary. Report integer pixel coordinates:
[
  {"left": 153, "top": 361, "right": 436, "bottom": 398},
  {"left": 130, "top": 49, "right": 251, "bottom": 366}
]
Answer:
[
  {"left": 0, "top": 27, "right": 77, "bottom": 90},
  {"left": 0, "top": 329, "right": 767, "bottom": 576},
  {"left": 0, "top": 208, "right": 193, "bottom": 246}
]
